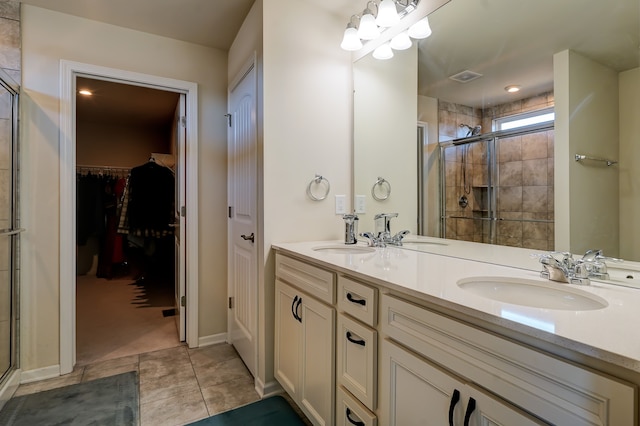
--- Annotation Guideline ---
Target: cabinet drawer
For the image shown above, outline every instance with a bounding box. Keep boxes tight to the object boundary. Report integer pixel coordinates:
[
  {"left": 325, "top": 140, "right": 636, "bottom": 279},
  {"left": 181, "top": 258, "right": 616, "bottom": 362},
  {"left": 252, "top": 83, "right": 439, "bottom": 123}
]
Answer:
[
  {"left": 337, "top": 313, "right": 377, "bottom": 411},
  {"left": 337, "top": 276, "right": 377, "bottom": 327},
  {"left": 380, "top": 293, "right": 636, "bottom": 426},
  {"left": 336, "top": 386, "right": 377, "bottom": 426},
  {"left": 276, "top": 253, "right": 335, "bottom": 304}
]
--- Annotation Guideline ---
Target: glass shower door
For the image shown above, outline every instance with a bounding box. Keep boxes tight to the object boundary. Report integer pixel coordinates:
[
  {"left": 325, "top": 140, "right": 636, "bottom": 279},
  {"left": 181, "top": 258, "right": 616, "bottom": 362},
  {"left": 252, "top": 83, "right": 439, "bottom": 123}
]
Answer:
[
  {"left": 0, "top": 70, "right": 20, "bottom": 383},
  {"left": 440, "top": 137, "right": 495, "bottom": 243}
]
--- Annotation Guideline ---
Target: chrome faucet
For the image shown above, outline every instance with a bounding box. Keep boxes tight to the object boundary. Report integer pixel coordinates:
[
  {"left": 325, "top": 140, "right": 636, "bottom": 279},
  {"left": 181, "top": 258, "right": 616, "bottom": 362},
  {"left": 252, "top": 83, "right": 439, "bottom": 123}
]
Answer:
[
  {"left": 360, "top": 213, "right": 409, "bottom": 247},
  {"left": 536, "top": 249, "right": 624, "bottom": 285},
  {"left": 342, "top": 213, "right": 359, "bottom": 245}
]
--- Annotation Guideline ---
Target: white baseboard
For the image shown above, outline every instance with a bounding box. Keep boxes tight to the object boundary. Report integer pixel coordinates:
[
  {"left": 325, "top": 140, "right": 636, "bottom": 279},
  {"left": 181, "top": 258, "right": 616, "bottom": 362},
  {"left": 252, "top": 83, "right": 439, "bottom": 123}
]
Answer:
[
  {"left": 197, "top": 332, "right": 227, "bottom": 348},
  {"left": 256, "top": 377, "right": 282, "bottom": 398},
  {"left": 20, "top": 365, "right": 61, "bottom": 384},
  {"left": 0, "top": 369, "right": 21, "bottom": 410}
]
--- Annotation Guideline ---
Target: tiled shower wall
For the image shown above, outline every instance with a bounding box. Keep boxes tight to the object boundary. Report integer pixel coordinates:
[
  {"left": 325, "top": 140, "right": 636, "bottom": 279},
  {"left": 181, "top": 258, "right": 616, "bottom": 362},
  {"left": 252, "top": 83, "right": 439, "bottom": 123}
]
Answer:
[
  {"left": 0, "top": 0, "right": 20, "bottom": 375},
  {"left": 440, "top": 92, "right": 555, "bottom": 250},
  {"left": 0, "top": 0, "right": 21, "bottom": 83}
]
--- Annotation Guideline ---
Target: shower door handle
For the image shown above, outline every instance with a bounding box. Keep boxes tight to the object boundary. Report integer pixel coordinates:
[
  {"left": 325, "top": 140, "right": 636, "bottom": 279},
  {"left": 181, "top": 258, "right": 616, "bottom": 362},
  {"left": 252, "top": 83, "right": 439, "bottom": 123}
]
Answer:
[{"left": 0, "top": 228, "right": 25, "bottom": 236}]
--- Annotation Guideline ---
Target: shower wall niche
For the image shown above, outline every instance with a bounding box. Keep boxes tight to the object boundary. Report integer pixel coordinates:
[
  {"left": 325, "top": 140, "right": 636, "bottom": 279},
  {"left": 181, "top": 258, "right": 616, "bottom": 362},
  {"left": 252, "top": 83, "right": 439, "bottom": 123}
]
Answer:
[{"left": 438, "top": 94, "right": 555, "bottom": 250}]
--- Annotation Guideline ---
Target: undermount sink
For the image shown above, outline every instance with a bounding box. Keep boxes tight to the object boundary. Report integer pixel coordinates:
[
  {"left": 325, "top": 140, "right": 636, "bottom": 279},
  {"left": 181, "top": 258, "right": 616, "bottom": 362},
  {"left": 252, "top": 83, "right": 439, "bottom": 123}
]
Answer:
[
  {"left": 312, "top": 245, "right": 376, "bottom": 254},
  {"left": 457, "top": 276, "right": 608, "bottom": 311}
]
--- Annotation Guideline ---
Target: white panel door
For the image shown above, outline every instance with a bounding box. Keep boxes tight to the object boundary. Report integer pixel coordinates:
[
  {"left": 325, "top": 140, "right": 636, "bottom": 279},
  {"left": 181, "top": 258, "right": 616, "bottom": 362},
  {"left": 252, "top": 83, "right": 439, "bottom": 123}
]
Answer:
[
  {"left": 174, "top": 93, "right": 186, "bottom": 341},
  {"left": 227, "top": 62, "right": 257, "bottom": 376}
]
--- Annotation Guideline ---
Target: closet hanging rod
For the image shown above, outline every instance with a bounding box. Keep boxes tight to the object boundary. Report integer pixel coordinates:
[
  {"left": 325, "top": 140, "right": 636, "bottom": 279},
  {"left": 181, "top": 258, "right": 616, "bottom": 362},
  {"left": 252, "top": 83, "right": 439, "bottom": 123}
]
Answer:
[
  {"left": 76, "top": 165, "right": 131, "bottom": 171},
  {"left": 574, "top": 154, "right": 618, "bottom": 166}
]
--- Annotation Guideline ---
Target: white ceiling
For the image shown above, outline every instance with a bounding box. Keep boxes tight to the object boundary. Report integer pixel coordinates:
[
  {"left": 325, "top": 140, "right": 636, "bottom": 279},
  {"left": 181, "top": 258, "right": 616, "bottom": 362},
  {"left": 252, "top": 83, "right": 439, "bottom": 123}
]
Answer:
[{"left": 417, "top": 0, "right": 640, "bottom": 108}]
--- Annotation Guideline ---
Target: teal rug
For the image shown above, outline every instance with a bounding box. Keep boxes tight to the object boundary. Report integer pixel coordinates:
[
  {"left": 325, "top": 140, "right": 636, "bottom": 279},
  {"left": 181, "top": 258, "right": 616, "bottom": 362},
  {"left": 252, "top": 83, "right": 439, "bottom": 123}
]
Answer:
[
  {"left": 0, "top": 371, "right": 138, "bottom": 426},
  {"left": 188, "top": 395, "right": 305, "bottom": 426}
]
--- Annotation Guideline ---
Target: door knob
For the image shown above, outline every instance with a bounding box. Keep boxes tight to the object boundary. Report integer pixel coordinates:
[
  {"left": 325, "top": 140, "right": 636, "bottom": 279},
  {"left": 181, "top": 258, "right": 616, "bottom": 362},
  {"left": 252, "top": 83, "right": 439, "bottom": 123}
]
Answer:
[{"left": 241, "top": 233, "right": 255, "bottom": 243}]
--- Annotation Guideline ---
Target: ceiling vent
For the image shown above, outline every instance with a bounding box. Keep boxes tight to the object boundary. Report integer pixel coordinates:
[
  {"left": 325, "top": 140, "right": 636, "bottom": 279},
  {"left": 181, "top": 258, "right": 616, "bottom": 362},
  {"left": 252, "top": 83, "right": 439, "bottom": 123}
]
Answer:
[{"left": 449, "top": 70, "right": 483, "bottom": 83}]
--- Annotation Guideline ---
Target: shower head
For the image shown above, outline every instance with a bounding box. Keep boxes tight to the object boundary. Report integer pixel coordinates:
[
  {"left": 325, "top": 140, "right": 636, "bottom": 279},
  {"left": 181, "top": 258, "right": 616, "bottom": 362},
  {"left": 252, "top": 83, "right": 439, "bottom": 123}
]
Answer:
[{"left": 459, "top": 123, "right": 481, "bottom": 137}]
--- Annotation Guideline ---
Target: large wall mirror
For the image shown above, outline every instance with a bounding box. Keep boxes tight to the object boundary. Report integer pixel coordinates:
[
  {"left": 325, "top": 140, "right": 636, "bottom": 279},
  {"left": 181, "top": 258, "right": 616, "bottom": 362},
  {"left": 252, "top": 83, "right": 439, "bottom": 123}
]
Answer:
[{"left": 353, "top": 0, "right": 639, "bottom": 264}]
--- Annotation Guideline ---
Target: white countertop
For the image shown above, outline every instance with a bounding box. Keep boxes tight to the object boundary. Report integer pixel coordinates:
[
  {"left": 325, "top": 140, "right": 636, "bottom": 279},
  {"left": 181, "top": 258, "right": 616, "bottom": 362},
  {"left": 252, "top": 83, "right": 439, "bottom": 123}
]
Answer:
[{"left": 273, "top": 240, "right": 640, "bottom": 373}]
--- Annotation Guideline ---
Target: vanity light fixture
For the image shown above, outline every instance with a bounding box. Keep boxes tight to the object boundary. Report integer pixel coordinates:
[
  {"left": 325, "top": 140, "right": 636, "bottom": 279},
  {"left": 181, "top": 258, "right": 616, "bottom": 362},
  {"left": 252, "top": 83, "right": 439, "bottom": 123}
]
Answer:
[
  {"left": 341, "top": 0, "right": 427, "bottom": 55},
  {"left": 341, "top": 15, "right": 364, "bottom": 51},
  {"left": 373, "top": 42, "right": 394, "bottom": 60},
  {"left": 407, "top": 16, "right": 432, "bottom": 39},
  {"left": 357, "top": 2, "right": 381, "bottom": 40},
  {"left": 78, "top": 89, "right": 93, "bottom": 96},
  {"left": 505, "top": 85, "right": 521, "bottom": 93},
  {"left": 389, "top": 30, "right": 412, "bottom": 50},
  {"left": 376, "top": 0, "right": 400, "bottom": 27}
]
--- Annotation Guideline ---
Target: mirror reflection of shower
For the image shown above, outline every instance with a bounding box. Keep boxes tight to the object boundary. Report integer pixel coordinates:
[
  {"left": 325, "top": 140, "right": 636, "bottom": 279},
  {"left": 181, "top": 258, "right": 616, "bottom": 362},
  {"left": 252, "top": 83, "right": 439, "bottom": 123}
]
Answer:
[{"left": 458, "top": 124, "right": 480, "bottom": 208}]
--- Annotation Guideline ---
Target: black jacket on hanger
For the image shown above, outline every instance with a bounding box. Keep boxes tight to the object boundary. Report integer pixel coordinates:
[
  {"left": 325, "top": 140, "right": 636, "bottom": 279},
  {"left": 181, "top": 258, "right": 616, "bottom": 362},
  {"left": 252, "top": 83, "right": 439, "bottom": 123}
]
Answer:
[{"left": 127, "top": 161, "right": 175, "bottom": 238}]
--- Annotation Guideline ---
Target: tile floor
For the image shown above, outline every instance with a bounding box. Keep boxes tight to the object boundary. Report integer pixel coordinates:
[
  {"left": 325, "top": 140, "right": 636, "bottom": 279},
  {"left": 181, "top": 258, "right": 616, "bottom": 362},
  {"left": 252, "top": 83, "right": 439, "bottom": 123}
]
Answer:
[{"left": 11, "top": 343, "right": 309, "bottom": 425}]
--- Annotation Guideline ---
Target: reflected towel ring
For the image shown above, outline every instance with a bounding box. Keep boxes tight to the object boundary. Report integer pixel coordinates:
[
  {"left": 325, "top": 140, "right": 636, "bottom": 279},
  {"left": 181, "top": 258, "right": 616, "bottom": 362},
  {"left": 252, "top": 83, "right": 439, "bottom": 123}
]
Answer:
[
  {"left": 307, "top": 174, "right": 330, "bottom": 201},
  {"left": 372, "top": 177, "right": 391, "bottom": 201}
]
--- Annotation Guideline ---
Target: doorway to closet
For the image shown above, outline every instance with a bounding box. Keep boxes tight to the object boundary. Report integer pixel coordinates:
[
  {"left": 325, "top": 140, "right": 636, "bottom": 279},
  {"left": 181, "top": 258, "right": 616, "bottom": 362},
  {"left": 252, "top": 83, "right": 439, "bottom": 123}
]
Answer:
[{"left": 74, "top": 76, "right": 183, "bottom": 366}]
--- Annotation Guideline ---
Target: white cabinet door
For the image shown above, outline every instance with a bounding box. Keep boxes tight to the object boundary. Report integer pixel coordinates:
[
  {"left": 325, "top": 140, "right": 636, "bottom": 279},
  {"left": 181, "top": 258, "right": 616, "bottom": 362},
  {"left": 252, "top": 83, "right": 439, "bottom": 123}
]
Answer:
[
  {"left": 299, "top": 292, "right": 335, "bottom": 426},
  {"left": 274, "top": 279, "right": 335, "bottom": 426},
  {"left": 380, "top": 339, "right": 465, "bottom": 426},
  {"left": 380, "top": 340, "right": 545, "bottom": 426},
  {"left": 274, "top": 280, "right": 301, "bottom": 397}
]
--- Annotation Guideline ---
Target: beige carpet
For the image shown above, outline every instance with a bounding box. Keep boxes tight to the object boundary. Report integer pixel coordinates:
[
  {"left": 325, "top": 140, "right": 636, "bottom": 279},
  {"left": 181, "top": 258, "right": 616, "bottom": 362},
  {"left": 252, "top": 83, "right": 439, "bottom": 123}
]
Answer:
[{"left": 76, "top": 274, "right": 181, "bottom": 365}]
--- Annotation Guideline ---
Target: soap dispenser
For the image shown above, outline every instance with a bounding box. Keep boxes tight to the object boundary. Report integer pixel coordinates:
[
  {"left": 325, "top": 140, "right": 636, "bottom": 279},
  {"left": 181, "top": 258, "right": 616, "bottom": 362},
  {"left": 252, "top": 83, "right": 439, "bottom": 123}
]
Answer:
[{"left": 342, "top": 213, "right": 359, "bottom": 245}]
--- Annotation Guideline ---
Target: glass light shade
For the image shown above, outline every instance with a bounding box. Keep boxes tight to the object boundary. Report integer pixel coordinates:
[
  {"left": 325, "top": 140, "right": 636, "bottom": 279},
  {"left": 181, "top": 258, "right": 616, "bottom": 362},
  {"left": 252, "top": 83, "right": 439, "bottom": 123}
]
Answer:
[
  {"left": 341, "top": 26, "right": 363, "bottom": 51},
  {"left": 373, "top": 42, "right": 394, "bottom": 60},
  {"left": 408, "top": 16, "right": 432, "bottom": 39},
  {"left": 358, "top": 12, "right": 381, "bottom": 40},
  {"left": 390, "top": 31, "right": 412, "bottom": 50},
  {"left": 376, "top": 0, "right": 400, "bottom": 27}
]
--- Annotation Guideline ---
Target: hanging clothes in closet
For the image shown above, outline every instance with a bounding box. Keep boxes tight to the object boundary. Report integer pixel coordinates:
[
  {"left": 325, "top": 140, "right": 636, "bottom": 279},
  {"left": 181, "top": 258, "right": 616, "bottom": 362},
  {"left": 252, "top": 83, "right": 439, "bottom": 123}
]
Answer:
[{"left": 76, "top": 167, "right": 129, "bottom": 279}]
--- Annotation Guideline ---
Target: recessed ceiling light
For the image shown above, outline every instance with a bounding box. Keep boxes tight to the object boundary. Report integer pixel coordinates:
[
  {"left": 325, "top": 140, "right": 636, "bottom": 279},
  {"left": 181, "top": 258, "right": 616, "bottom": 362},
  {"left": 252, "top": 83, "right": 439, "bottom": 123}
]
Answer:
[
  {"left": 505, "top": 85, "right": 521, "bottom": 93},
  {"left": 78, "top": 90, "right": 93, "bottom": 96}
]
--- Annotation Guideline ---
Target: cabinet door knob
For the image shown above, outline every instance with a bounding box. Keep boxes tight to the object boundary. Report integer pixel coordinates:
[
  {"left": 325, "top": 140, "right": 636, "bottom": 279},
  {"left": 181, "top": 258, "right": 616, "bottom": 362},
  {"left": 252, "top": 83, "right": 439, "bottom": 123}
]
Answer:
[
  {"left": 346, "top": 331, "right": 366, "bottom": 346},
  {"left": 346, "top": 408, "right": 365, "bottom": 426},
  {"left": 463, "top": 397, "right": 476, "bottom": 426},
  {"left": 346, "top": 292, "right": 366, "bottom": 306},
  {"left": 448, "top": 389, "right": 460, "bottom": 426}
]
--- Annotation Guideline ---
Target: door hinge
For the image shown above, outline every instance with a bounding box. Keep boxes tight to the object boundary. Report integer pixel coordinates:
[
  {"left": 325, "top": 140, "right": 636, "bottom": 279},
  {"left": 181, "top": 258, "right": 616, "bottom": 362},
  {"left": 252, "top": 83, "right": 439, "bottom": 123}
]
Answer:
[
  {"left": 228, "top": 206, "right": 233, "bottom": 218},
  {"left": 224, "top": 113, "right": 232, "bottom": 127},
  {"left": 180, "top": 206, "right": 186, "bottom": 217},
  {"left": 228, "top": 297, "right": 233, "bottom": 309},
  {"left": 180, "top": 296, "right": 186, "bottom": 307},
  {"left": 180, "top": 116, "right": 186, "bottom": 127}
]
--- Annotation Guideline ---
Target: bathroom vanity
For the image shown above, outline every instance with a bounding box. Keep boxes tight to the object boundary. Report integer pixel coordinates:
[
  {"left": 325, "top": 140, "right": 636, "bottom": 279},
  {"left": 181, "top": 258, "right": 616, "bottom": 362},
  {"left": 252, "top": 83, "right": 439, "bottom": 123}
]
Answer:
[{"left": 273, "top": 240, "right": 639, "bottom": 426}]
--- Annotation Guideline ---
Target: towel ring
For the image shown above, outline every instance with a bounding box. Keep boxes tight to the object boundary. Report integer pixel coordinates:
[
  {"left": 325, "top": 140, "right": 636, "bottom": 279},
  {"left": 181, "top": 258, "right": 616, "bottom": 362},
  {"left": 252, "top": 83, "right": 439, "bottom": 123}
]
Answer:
[
  {"left": 372, "top": 177, "right": 391, "bottom": 201},
  {"left": 307, "top": 174, "right": 330, "bottom": 201}
]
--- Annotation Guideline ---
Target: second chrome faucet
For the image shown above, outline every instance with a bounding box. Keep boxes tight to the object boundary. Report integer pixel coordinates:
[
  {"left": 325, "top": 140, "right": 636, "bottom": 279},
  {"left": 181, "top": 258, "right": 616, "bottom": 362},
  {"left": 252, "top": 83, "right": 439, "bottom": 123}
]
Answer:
[{"left": 359, "top": 212, "right": 410, "bottom": 247}]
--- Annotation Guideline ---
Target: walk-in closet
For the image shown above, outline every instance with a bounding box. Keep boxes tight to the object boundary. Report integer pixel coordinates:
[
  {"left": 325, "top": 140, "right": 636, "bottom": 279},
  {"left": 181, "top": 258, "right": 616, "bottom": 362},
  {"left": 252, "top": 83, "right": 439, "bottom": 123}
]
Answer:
[{"left": 75, "top": 77, "right": 182, "bottom": 365}]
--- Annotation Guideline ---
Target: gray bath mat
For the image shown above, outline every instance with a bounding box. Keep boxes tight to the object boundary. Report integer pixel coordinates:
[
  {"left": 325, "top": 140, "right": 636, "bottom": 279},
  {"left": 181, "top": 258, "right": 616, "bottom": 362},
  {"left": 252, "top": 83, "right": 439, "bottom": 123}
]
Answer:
[{"left": 0, "top": 371, "right": 139, "bottom": 425}]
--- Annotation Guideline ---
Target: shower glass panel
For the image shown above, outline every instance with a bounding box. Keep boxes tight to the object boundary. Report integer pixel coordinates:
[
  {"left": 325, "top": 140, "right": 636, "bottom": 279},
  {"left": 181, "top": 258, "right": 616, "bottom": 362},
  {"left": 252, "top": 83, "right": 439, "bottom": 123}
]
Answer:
[
  {"left": 0, "top": 70, "right": 20, "bottom": 384},
  {"left": 440, "top": 123, "right": 554, "bottom": 250}
]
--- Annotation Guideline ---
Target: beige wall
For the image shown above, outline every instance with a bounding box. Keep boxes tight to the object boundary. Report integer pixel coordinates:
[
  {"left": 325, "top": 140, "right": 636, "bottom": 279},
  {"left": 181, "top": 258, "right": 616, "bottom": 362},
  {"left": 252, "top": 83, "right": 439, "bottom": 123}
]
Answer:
[
  {"left": 77, "top": 121, "right": 172, "bottom": 168},
  {"left": 20, "top": 5, "right": 228, "bottom": 371},
  {"left": 354, "top": 46, "right": 418, "bottom": 234},
  {"left": 619, "top": 67, "right": 640, "bottom": 260},
  {"left": 554, "top": 49, "right": 619, "bottom": 256}
]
